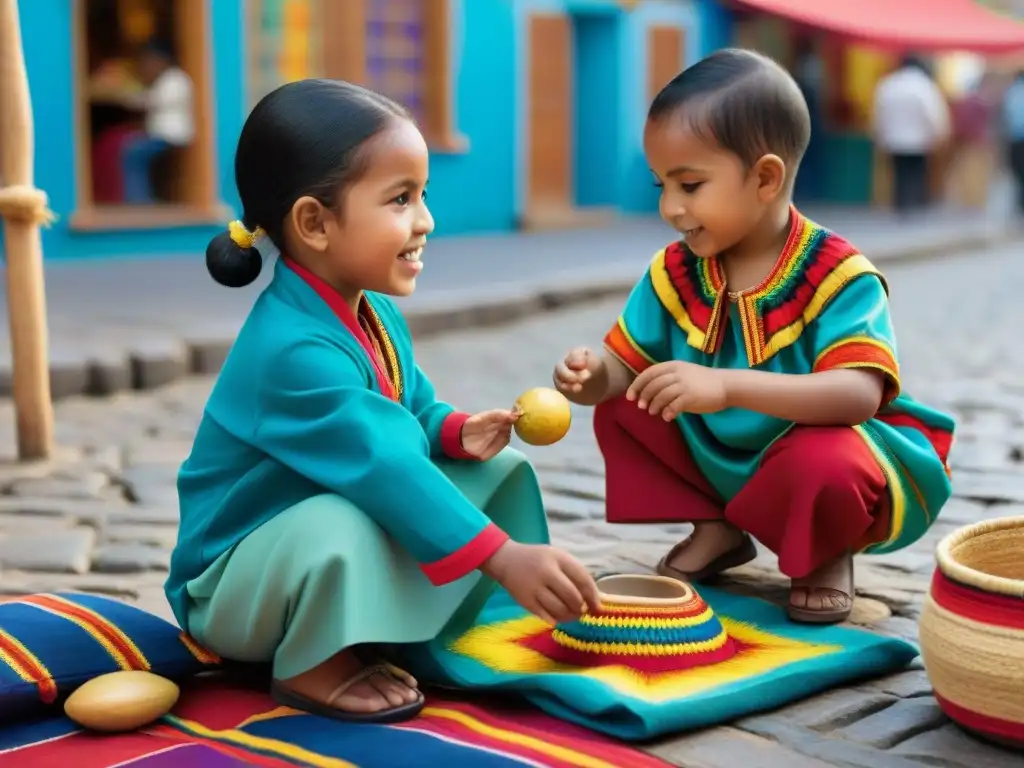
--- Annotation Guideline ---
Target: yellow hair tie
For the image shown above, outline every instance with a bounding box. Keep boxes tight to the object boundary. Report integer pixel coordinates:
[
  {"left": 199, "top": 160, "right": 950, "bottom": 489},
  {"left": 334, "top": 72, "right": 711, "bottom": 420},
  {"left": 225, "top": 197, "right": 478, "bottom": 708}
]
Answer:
[{"left": 228, "top": 220, "right": 264, "bottom": 250}]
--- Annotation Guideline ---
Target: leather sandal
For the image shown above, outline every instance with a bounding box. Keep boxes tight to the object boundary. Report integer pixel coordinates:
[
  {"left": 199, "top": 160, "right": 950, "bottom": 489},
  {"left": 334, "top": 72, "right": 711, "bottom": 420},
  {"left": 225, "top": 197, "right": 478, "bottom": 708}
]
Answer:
[
  {"left": 271, "top": 663, "right": 425, "bottom": 723},
  {"left": 656, "top": 534, "right": 758, "bottom": 583},
  {"left": 787, "top": 554, "right": 855, "bottom": 625}
]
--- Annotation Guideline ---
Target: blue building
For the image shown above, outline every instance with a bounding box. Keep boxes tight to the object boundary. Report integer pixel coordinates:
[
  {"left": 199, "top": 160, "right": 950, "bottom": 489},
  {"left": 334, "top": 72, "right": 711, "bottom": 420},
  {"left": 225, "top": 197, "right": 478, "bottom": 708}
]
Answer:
[
  {"left": 15, "top": 0, "right": 246, "bottom": 261},
  {"left": 429, "top": 0, "right": 725, "bottom": 234},
  {"left": 15, "top": 0, "right": 725, "bottom": 261}
]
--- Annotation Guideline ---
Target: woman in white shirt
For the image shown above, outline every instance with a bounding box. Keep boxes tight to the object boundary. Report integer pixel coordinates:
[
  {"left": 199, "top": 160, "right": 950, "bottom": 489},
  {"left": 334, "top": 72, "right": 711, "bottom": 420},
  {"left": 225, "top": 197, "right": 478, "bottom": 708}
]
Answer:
[
  {"left": 120, "top": 42, "right": 195, "bottom": 204},
  {"left": 873, "top": 56, "right": 951, "bottom": 214}
]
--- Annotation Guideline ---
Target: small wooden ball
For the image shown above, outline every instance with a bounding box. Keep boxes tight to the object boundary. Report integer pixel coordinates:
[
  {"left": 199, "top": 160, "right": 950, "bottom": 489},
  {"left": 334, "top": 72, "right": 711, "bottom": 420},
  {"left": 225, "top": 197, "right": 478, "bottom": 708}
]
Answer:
[{"left": 64, "top": 671, "right": 180, "bottom": 732}]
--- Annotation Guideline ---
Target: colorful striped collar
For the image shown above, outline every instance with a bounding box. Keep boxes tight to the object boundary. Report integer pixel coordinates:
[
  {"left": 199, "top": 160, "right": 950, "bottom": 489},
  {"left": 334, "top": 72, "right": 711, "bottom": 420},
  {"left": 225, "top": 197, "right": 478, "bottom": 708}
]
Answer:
[{"left": 649, "top": 207, "right": 882, "bottom": 366}]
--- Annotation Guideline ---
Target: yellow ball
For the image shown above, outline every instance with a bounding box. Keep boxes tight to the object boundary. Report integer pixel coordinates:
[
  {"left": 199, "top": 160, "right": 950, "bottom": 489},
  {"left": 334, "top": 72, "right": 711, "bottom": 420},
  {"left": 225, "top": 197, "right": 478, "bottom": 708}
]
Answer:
[
  {"left": 514, "top": 387, "right": 572, "bottom": 446},
  {"left": 64, "top": 670, "right": 180, "bottom": 732}
]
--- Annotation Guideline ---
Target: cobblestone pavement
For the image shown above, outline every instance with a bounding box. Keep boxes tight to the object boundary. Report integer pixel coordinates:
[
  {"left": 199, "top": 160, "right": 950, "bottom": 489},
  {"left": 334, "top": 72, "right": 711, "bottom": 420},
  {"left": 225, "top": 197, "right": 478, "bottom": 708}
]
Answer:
[{"left": 1, "top": 241, "right": 1023, "bottom": 766}]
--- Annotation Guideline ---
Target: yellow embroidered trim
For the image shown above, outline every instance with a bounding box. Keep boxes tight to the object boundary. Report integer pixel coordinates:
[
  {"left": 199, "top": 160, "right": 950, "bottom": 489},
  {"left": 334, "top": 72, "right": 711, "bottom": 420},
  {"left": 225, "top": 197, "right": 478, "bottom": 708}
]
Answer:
[
  {"left": 603, "top": 317, "right": 656, "bottom": 375},
  {"left": 748, "top": 254, "right": 883, "bottom": 365},
  {"left": 853, "top": 425, "right": 909, "bottom": 549},
  {"left": 362, "top": 301, "right": 404, "bottom": 401},
  {"left": 648, "top": 249, "right": 712, "bottom": 351},
  {"left": 813, "top": 335, "right": 894, "bottom": 368}
]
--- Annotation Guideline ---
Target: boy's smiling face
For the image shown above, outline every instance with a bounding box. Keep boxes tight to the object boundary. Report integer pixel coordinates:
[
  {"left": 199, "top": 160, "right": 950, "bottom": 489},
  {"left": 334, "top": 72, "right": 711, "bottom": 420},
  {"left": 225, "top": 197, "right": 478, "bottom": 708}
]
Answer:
[{"left": 643, "top": 115, "right": 775, "bottom": 260}]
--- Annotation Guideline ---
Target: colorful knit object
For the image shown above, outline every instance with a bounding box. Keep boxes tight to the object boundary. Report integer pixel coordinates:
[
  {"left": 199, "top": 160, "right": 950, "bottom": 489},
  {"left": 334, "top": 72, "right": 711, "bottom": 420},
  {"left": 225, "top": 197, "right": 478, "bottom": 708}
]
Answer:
[
  {"left": 524, "top": 577, "right": 737, "bottom": 673},
  {"left": 393, "top": 582, "right": 920, "bottom": 740}
]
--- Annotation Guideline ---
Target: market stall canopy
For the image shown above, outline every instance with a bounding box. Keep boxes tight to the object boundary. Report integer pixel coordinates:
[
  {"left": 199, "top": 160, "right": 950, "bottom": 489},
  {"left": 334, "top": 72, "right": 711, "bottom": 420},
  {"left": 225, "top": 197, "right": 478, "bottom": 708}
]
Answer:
[{"left": 732, "top": 0, "right": 1024, "bottom": 53}]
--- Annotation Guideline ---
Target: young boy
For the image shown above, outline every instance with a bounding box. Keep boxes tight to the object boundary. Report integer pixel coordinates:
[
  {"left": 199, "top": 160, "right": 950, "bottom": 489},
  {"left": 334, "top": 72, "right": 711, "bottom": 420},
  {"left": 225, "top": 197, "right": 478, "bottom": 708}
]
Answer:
[{"left": 553, "top": 49, "right": 955, "bottom": 624}]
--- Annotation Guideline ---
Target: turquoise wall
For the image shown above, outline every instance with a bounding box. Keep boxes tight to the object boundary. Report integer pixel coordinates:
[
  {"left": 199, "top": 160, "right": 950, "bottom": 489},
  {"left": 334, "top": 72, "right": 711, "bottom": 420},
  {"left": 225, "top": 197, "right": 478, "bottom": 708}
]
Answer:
[
  {"left": 513, "top": 0, "right": 704, "bottom": 220},
  {"left": 8, "top": 0, "right": 726, "bottom": 258},
  {"left": 425, "top": 0, "right": 518, "bottom": 236},
  {"left": 13, "top": 0, "right": 244, "bottom": 260}
]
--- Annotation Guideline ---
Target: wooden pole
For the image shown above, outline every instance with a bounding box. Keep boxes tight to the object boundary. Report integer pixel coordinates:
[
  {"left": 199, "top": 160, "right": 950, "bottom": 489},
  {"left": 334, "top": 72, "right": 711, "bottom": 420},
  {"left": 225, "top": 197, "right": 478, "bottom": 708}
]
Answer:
[{"left": 0, "top": 0, "right": 54, "bottom": 460}]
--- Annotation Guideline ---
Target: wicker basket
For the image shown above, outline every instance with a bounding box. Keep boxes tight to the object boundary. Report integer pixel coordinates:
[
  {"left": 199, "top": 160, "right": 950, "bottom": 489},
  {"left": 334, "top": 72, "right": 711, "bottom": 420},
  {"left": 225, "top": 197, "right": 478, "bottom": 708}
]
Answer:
[
  {"left": 919, "top": 516, "right": 1024, "bottom": 749},
  {"left": 527, "top": 574, "right": 737, "bottom": 672}
]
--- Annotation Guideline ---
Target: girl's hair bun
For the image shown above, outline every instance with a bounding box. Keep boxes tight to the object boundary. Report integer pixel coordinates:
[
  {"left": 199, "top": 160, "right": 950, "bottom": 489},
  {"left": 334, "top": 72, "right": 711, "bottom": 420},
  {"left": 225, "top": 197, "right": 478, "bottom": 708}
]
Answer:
[{"left": 205, "top": 227, "right": 263, "bottom": 288}]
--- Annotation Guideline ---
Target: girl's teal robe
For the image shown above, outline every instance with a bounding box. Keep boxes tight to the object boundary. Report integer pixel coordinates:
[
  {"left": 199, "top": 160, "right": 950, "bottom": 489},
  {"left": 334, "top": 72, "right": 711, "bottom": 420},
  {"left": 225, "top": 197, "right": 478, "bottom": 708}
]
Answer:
[{"left": 164, "top": 258, "right": 548, "bottom": 679}]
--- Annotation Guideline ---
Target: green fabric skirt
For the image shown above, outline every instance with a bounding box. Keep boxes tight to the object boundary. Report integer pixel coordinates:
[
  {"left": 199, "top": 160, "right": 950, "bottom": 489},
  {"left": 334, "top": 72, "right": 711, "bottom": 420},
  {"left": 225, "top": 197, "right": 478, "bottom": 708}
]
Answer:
[{"left": 183, "top": 448, "right": 549, "bottom": 680}]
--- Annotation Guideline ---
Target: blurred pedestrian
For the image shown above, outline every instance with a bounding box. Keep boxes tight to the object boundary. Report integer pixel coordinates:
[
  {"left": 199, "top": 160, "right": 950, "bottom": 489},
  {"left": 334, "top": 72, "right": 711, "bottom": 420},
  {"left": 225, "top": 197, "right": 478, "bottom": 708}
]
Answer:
[
  {"left": 1002, "top": 70, "right": 1024, "bottom": 214},
  {"left": 948, "top": 73, "right": 998, "bottom": 209},
  {"left": 119, "top": 40, "right": 194, "bottom": 204},
  {"left": 873, "top": 55, "right": 951, "bottom": 214}
]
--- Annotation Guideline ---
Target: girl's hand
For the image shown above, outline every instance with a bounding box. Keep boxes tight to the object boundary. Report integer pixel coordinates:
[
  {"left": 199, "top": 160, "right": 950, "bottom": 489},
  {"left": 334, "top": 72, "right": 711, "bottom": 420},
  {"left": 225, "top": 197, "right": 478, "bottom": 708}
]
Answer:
[
  {"left": 481, "top": 541, "right": 602, "bottom": 624},
  {"left": 460, "top": 409, "right": 519, "bottom": 460},
  {"left": 626, "top": 361, "right": 729, "bottom": 419}
]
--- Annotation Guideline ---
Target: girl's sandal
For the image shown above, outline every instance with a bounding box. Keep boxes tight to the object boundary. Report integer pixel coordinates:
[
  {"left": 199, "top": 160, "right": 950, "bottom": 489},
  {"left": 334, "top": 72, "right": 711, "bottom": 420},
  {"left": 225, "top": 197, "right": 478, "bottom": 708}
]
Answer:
[
  {"left": 787, "top": 554, "right": 855, "bottom": 625},
  {"left": 271, "top": 664, "right": 425, "bottom": 723},
  {"left": 655, "top": 534, "right": 758, "bottom": 583}
]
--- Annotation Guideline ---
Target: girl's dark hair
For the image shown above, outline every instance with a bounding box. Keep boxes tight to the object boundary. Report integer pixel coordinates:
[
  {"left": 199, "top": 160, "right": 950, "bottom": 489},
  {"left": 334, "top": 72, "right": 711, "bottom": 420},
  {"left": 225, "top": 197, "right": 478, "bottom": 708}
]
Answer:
[
  {"left": 648, "top": 48, "right": 810, "bottom": 171},
  {"left": 206, "top": 79, "right": 408, "bottom": 288}
]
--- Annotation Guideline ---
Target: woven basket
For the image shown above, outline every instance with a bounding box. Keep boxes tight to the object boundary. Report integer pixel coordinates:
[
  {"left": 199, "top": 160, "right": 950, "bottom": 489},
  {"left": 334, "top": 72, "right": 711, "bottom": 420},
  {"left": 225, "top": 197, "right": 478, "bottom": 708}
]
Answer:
[
  {"left": 527, "top": 574, "right": 737, "bottom": 673},
  {"left": 919, "top": 516, "right": 1024, "bottom": 749}
]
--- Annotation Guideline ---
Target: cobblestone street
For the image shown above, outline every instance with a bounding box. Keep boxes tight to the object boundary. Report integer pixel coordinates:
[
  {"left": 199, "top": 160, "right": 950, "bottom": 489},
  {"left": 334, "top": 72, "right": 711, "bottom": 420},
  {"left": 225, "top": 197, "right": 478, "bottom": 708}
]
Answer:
[{"left": 1, "top": 242, "right": 1023, "bottom": 766}]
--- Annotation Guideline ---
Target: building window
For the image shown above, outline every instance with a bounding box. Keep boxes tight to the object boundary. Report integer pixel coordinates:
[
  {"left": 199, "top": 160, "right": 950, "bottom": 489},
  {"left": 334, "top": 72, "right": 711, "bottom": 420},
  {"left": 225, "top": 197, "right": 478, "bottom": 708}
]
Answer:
[
  {"left": 365, "top": 0, "right": 427, "bottom": 124},
  {"left": 320, "top": 0, "right": 465, "bottom": 151},
  {"left": 249, "top": 0, "right": 324, "bottom": 106},
  {"left": 72, "top": 0, "right": 220, "bottom": 229}
]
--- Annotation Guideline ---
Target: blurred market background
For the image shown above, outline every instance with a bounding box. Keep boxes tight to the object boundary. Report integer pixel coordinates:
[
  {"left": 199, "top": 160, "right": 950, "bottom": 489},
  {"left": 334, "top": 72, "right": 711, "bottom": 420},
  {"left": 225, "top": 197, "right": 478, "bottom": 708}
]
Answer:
[{"left": 0, "top": 0, "right": 1022, "bottom": 400}]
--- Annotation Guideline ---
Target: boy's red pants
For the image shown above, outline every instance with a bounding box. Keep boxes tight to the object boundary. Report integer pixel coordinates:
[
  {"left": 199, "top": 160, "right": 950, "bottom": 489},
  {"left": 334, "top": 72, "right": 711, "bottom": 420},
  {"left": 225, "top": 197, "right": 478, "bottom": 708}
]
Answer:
[{"left": 593, "top": 396, "right": 891, "bottom": 579}]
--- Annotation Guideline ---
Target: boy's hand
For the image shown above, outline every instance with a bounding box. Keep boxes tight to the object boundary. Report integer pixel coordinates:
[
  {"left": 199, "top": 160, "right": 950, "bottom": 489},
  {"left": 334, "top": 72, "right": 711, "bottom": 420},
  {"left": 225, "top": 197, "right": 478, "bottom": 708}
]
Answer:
[
  {"left": 461, "top": 409, "right": 519, "bottom": 460},
  {"left": 553, "top": 347, "right": 606, "bottom": 395},
  {"left": 626, "top": 361, "right": 728, "bottom": 419}
]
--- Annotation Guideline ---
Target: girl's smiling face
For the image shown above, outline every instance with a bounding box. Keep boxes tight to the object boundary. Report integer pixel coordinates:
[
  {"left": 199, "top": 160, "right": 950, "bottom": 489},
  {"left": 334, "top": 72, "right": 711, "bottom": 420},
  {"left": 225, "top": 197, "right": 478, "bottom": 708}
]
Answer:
[
  {"left": 329, "top": 118, "right": 434, "bottom": 297},
  {"left": 287, "top": 117, "right": 434, "bottom": 305},
  {"left": 643, "top": 115, "right": 770, "bottom": 260}
]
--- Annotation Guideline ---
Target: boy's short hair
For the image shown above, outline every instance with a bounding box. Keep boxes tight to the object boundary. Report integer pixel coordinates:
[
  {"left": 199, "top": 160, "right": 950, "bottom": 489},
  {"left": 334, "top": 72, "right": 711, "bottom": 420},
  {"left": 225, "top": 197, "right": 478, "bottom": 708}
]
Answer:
[{"left": 648, "top": 48, "right": 811, "bottom": 170}]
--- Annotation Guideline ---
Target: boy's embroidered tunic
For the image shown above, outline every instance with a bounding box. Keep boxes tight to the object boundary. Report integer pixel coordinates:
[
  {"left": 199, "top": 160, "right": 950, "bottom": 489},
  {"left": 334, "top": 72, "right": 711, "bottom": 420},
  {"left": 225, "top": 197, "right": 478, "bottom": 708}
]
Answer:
[
  {"left": 603, "top": 209, "right": 954, "bottom": 554},
  {"left": 165, "top": 258, "right": 508, "bottom": 629}
]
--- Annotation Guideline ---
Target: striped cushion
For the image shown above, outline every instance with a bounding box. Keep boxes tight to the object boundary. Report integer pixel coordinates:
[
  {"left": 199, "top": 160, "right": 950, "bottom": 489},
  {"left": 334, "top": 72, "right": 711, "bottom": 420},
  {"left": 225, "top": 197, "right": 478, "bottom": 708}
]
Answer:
[{"left": 0, "top": 592, "right": 220, "bottom": 719}]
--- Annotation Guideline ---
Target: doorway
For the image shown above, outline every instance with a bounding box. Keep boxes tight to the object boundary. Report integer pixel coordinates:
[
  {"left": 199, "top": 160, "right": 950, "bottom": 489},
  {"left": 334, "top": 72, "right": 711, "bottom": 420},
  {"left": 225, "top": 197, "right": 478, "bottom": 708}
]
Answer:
[
  {"left": 573, "top": 12, "right": 621, "bottom": 209},
  {"left": 522, "top": 10, "right": 623, "bottom": 229},
  {"left": 73, "top": 0, "right": 216, "bottom": 226}
]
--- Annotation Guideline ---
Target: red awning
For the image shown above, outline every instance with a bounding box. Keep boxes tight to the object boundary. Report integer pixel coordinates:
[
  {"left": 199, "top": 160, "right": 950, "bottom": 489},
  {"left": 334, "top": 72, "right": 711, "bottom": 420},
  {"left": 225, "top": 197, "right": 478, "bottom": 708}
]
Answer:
[{"left": 732, "top": 0, "right": 1024, "bottom": 54}]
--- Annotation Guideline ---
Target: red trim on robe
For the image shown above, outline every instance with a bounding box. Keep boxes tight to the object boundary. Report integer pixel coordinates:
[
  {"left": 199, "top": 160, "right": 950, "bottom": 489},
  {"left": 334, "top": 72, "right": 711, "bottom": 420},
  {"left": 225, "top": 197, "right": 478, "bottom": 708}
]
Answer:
[
  {"left": 875, "top": 412, "right": 953, "bottom": 466},
  {"left": 283, "top": 258, "right": 395, "bottom": 399},
  {"left": 441, "top": 411, "right": 477, "bottom": 460},
  {"left": 603, "top": 323, "right": 653, "bottom": 374},
  {"left": 420, "top": 523, "right": 510, "bottom": 585}
]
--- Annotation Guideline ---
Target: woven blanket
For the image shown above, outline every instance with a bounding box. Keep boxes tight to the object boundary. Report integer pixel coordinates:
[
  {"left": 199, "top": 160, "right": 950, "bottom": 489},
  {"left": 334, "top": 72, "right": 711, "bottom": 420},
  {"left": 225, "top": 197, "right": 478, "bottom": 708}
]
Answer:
[
  {"left": 395, "top": 585, "right": 919, "bottom": 740},
  {"left": 0, "top": 675, "right": 671, "bottom": 767}
]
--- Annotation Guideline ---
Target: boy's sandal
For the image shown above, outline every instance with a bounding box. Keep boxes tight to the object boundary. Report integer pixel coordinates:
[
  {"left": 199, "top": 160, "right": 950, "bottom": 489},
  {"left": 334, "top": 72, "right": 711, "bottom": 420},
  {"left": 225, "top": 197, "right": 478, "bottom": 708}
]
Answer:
[
  {"left": 787, "top": 555, "right": 855, "bottom": 625},
  {"left": 270, "top": 664, "right": 425, "bottom": 723},
  {"left": 655, "top": 534, "right": 758, "bottom": 583}
]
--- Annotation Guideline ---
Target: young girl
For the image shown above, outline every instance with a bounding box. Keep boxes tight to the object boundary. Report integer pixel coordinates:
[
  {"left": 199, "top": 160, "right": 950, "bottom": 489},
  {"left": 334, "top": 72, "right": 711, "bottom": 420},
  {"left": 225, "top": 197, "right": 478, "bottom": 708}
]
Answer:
[
  {"left": 553, "top": 49, "right": 955, "bottom": 625},
  {"left": 165, "top": 79, "right": 600, "bottom": 723}
]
